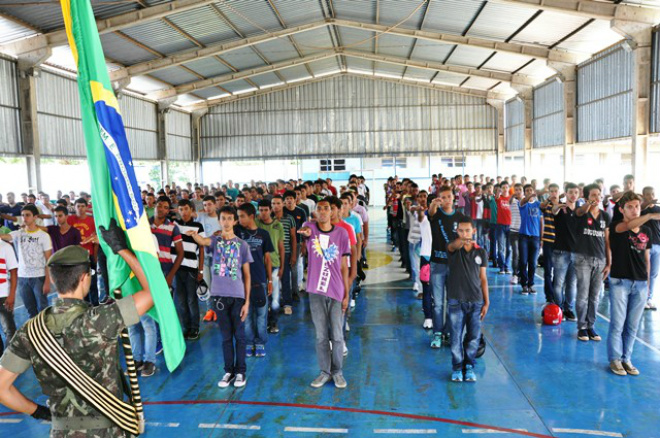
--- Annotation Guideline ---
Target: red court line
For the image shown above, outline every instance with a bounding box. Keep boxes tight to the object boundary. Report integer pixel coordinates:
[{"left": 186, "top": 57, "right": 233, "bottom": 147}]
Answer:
[
  {"left": 143, "top": 399, "right": 554, "bottom": 438},
  {"left": 0, "top": 411, "right": 18, "bottom": 417}
]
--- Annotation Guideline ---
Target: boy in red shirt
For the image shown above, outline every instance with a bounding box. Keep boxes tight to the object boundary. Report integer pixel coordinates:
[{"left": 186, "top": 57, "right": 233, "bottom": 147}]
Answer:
[
  {"left": 67, "top": 198, "right": 99, "bottom": 304},
  {"left": 495, "top": 183, "right": 512, "bottom": 274}
]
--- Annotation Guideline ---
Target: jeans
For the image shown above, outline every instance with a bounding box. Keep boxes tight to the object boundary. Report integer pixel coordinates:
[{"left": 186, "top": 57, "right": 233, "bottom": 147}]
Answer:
[
  {"left": 309, "top": 293, "right": 344, "bottom": 377},
  {"left": 489, "top": 225, "right": 497, "bottom": 262},
  {"left": 128, "top": 314, "right": 157, "bottom": 364},
  {"left": 408, "top": 240, "right": 422, "bottom": 290},
  {"left": 495, "top": 224, "right": 511, "bottom": 271},
  {"left": 430, "top": 262, "right": 449, "bottom": 333},
  {"left": 84, "top": 256, "right": 99, "bottom": 307},
  {"left": 476, "top": 220, "right": 488, "bottom": 255},
  {"left": 203, "top": 256, "right": 213, "bottom": 312},
  {"left": 291, "top": 245, "right": 301, "bottom": 294},
  {"left": 213, "top": 296, "right": 247, "bottom": 374},
  {"left": 281, "top": 253, "right": 293, "bottom": 307},
  {"left": 574, "top": 255, "right": 606, "bottom": 330},
  {"left": 552, "top": 250, "right": 577, "bottom": 311},
  {"left": 519, "top": 235, "right": 541, "bottom": 287},
  {"left": 542, "top": 241, "right": 555, "bottom": 303},
  {"left": 607, "top": 278, "right": 647, "bottom": 363},
  {"left": 268, "top": 268, "right": 281, "bottom": 326},
  {"left": 448, "top": 299, "right": 483, "bottom": 371},
  {"left": 18, "top": 276, "right": 48, "bottom": 318},
  {"left": 296, "top": 251, "right": 305, "bottom": 291},
  {"left": 245, "top": 284, "right": 268, "bottom": 346},
  {"left": 398, "top": 227, "right": 410, "bottom": 272},
  {"left": 510, "top": 232, "right": 520, "bottom": 276},
  {"left": 174, "top": 270, "right": 200, "bottom": 333},
  {"left": 0, "top": 297, "right": 16, "bottom": 353},
  {"left": 649, "top": 244, "right": 660, "bottom": 302},
  {"left": 421, "top": 258, "right": 432, "bottom": 319}
]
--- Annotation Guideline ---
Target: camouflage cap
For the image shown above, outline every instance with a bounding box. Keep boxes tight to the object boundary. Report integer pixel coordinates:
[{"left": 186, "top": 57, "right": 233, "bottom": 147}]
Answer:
[{"left": 47, "top": 245, "right": 90, "bottom": 267}]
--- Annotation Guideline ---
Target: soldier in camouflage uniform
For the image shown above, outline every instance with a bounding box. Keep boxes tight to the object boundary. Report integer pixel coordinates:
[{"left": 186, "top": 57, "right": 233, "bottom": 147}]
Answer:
[{"left": 0, "top": 220, "right": 154, "bottom": 437}]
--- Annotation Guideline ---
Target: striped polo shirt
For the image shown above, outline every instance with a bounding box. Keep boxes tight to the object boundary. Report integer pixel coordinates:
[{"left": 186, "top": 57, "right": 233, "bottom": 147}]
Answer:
[
  {"left": 150, "top": 217, "right": 182, "bottom": 270},
  {"left": 174, "top": 218, "right": 205, "bottom": 272},
  {"left": 542, "top": 204, "right": 555, "bottom": 243}
]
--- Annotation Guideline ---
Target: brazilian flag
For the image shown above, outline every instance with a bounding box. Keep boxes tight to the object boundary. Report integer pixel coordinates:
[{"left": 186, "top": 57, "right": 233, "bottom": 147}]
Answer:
[{"left": 60, "top": 0, "right": 185, "bottom": 371}]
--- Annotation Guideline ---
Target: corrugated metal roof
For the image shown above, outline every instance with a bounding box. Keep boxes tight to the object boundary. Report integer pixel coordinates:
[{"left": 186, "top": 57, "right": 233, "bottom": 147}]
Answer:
[
  {"left": 175, "top": 93, "right": 205, "bottom": 107},
  {"left": 212, "top": 0, "right": 283, "bottom": 37},
  {"left": 120, "top": 20, "right": 197, "bottom": 55},
  {"left": 422, "top": 0, "right": 484, "bottom": 36},
  {"left": 149, "top": 67, "right": 201, "bottom": 86},
  {"left": 376, "top": 0, "right": 430, "bottom": 29},
  {"left": 296, "top": 27, "right": 336, "bottom": 54},
  {"left": 253, "top": 38, "right": 302, "bottom": 63},
  {"left": 412, "top": 41, "right": 455, "bottom": 63},
  {"left": 278, "top": 64, "right": 313, "bottom": 81},
  {"left": 183, "top": 57, "right": 233, "bottom": 78},
  {"left": 308, "top": 57, "right": 342, "bottom": 76},
  {"left": 374, "top": 61, "right": 405, "bottom": 78},
  {"left": 481, "top": 52, "right": 533, "bottom": 73},
  {"left": 167, "top": 5, "right": 241, "bottom": 46},
  {"left": 337, "top": 26, "right": 375, "bottom": 51},
  {"left": 512, "top": 11, "right": 589, "bottom": 46},
  {"left": 346, "top": 57, "right": 374, "bottom": 74},
  {"left": 516, "top": 59, "right": 557, "bottom": 78},
  {"left": 466, "top": 2, "right": 538, "bottom": 41},
  {"left": 556, "top": 19, "right": 623, "bottom": 55},
  {"left": 0, "top": 15, "right": 38, "bottom": 44},
  {"left": 100, "top": 33, "right": 159, "bottom": 66},
  {"left": 191, "top": 88, "right": 230, "bottom": 99},
  {"left": 403, "top": 66, "right": 436, "bottom": 82},
  {"left": 333, "top": 0, "right": 378, "bottom": 23},
  {"left": 221, "top": 78, "right": 256, "bottom": 93},
  {"left": 463, "top": 76, "right": 499, "bottom": 90},
  {"left": 445, "top": 45, "right": 493, "bottom": 68},
  {"left": 127, "top": 75, "right": 172, "bottom": 93},
  {"left": 269, "top": 0, "right": 326, "bottom": 25},
  {"left": 374, "top": 34, "right": 415, "bottom": 58},
  {"left": 219, "top": 47, "right": 268, "bottom": 70},
  {"left": 433, "top": 71, "right": 469, "bottom": 87},
  {"left": 250, "top": 71, "right": 286, "bottom": 87}
]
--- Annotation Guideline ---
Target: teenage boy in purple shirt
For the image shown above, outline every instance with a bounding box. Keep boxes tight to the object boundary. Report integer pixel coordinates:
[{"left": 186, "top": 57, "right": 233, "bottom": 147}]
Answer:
[{"left": 298, "top": 198, "right": 351, "bottom": 389}]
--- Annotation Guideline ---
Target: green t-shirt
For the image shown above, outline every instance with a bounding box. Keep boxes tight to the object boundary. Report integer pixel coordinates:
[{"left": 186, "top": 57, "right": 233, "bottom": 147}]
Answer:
[
  {"left": 256, "top": 218, "right": 284, "bottom": 268},
  {"left": 0, "top": 226, "right": 10, "bottom": 235},
  {"left": 145, "top": 206, "right": 155, "bottom": 219}
]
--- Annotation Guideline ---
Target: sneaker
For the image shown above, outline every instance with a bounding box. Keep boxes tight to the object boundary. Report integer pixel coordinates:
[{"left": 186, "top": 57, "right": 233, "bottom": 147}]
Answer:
[
  {"left": 343, "top": 344, "right": 348, "bottom": 357},
  {"left": 350, "top": 299, "right": 356, "bottom": 309},
  {"left": 412, "top": 282, "right": 420, "bottom": 292},
  {"left": 203, "top": 309, "right": 217, "bottom": 322},
  {"left": 441, "top": 333, "right": 450, "bottom": 346},
  {"left": 141, "top": 362, "right": 156, "bottom": 377},
  {"left": 284, "top": 306, "right": 293, "bottom": 315},
  {"left": 563, "top": 309, "right": 577, "bottom": 322},
  {"left": 234, "top": 373, "right": 247, "bottom": 388},
  {"left": 645, "top": 300, "right": 657, "bottom": 311},
  {"left": 255, "top": 345, "right": 266, "bottom": 357},
  {"left": 345, "top": 321, "right": 350, "bottom": 332},
  {"left": 464, "top": 365, "right": 477, "bottom": 382},
  {"left": 528, "top": 287, "right": 537, "bottom": 294},
  {"left": 622, "top": 361, "right": 640, "bottom": 376},
  {"left": 417, "top": 292, "right": 423, "bottom": 300},
  {"left": 430, "top": 332, "right": 442, "bottom": 349},
  {"left": 155, "top": 340, "right": 163, "bottom": 356},
  {"left": 588, "top": 329, "right": 601, "bottom": 341},
  {"left": 609, "top": 360, "right": 627, "bottom": 376},
  {"left": 135, "top": 360, "right": 144, "bottom": 371},
  {"left": 451, "top": 370, "right": 463, "bottom": 382},
  {"left": 218, "top": 373, "right": 235, "bottom": 388},
  {"left": 511, "top": 276, "right": 518, "bottom": 285},
  {"left": 333, "top": 374, "right": 347, "bottom": 389},
  {"left": 246, "top": 345, "right": 255, "bottom": 357},
  {"left": 310, "top": 373, "right": 332, "bottom": 388},
  {"left": 577, "top": 329, "right": 589, "bottom": 342},
  {"left": 186, "top": 330, "right": 199, "bottom": 340},
  {"left": 423, "top": 318, "right": 433, "bottom": 329},
  {"left": 268, "top": 323, "right": 279, "bottom": 334},
  {"left": 521, "top": 286, "right": 529, "bottom": 295}
]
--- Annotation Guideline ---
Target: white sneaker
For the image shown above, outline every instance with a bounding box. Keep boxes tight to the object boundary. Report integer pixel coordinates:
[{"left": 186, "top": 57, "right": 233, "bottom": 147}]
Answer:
[
  {"left": 423, "top": 318, "right": 433, "bottom": 329},
  {"left": 350, "top": 299, "right": 356, "bottom": 308},
  {"left": 510, "top": 276, "right": 518, "bottom": 285},
  {"left": 343, "top": 344, "right": 349, "bottom": 357},
  {"left": 412, "top": 282, "right": 420, "bottom": 292},
  {"left": 218, "top": 373, "right": 234, "bottom": 388},
  {"left": 234, "top": 373, "right": 247, "bottom": 388},
  {"left": 345, "top": 321, "right": 350, "bottom": 332}
]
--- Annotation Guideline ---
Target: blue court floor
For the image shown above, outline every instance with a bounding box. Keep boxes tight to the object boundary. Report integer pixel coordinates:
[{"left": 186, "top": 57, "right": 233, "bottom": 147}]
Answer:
[{"left": 1, "top": 214, "right": 660, "bottom": 438}]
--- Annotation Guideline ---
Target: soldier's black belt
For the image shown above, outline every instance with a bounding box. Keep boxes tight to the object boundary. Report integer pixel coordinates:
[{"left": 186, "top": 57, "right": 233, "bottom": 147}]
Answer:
[{"left": 27, "top": 311, "right": 141, "bottom": 436}]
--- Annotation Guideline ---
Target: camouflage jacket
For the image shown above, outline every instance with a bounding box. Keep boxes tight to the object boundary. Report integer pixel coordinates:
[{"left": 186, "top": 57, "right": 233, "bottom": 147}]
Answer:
[{"left": 0, "top": 297, "right": 140, "bottom": 438}]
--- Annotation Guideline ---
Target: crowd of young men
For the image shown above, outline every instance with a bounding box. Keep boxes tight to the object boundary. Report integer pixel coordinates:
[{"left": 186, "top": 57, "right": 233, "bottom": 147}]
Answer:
[{"left": 387, "top": 173, "right": 659, "bottom": 379}]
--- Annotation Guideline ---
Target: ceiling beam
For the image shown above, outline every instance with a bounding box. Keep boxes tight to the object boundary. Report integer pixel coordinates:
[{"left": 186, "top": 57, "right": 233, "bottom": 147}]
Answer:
[
  {"left": 188, "top": 71, "right": 509, "bottom": 111},
  {"left": 0, "top": 0, "right": 221, "bottom": 56},
  {"left": 489, "top": 0, "right": 660, "bottom": 24}
]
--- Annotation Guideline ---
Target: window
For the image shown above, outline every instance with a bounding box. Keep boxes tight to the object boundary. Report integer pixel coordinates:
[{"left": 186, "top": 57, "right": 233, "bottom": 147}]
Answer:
[
  {"left": 441, "top": 156, "right": 466, "bottom": 168},
  {"left": 382, "top": 158, "right": 394, "bottom": 168},
  {"left": 320, "top": 159, "right": 346, "bottom": 172},
  {"left": 395, "top": 157, "right": 407, "bottom": 169}
]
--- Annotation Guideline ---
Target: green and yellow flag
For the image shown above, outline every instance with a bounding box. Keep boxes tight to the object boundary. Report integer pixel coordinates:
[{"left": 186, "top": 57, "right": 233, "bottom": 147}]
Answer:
[{"left": 60, "top": 0, "right": 185, "bottom": 371}]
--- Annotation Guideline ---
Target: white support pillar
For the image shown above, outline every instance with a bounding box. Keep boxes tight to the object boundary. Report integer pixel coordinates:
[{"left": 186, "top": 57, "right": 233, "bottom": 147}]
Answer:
[
  {"left": 548, "top": 62, "right": 577, "bottom": 183},
  {"left": 157, "top": 98, "right": 176, "bottom": 188},
  {"left": 487, "top": 99, "right": 504, "bottom": 175},
  {"left": 191, "top": 108, "right": 208, "bottom": 185},
  {"left": 511, "top": 84, "right": 534, "bottom": 178},
  {"left": 612, "top": 21, "right": 653, "bottom": 185}
]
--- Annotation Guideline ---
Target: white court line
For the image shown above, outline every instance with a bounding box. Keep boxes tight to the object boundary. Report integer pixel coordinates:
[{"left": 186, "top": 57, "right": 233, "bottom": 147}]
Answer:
[
  {"left": 199, "top": 423, "right": 261, "bottom": 430},
  {"left": 146, "top": 422, "right": 180, "bottom": 428},
  {"left": 0, "top": 418, "right": 23, "bottom": 424},
  {"left": 285, "top": 427, "right": 348, "bottom": 433},
  {"left": 462, "top": 429, "right": 527, "bottom": 434},
  {"left": 374, "top": 429, "right": 437, "bottom": 434},
  {"left": 533, "top": 274, "right": 660, "bottom": 355},
  {"left": 552, "top": 428, "right": 623, "bottom": 437}
]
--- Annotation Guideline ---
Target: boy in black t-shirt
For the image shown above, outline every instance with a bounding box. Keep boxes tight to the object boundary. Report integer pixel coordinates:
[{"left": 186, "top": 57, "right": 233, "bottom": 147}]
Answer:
[
  {"left": 607, "top": 191, "right": 660, "bottom": 376},
  {"left": 446, "top": 217, "right": 489, "bottom": 382},
  {"left": 574, "top": 184, "right": 611, "bottom": 342}
]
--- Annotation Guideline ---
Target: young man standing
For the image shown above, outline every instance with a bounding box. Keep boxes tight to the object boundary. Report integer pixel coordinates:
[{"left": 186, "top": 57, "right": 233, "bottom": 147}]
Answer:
[
  {"left": 552, "top": 183, "right": 580, "bottom": 322},
  {"left": 641, "top": 186, "right": 659, "bottom": 310},
  {"left": 236, "top": 203, "right": 273, "bottom": 358},
  {"left": 518, "top": 185, "right": 543, "bottom": 295},
  {"left": 495, "top": 182, "right": 512, "bottom": 274},
  {"left": 0, "top": 205, "right": 52, "bottom": 318},
  {"left": 174, "top": 199, "right": 205, "bottom": 340},
  {"left": 196, "top": 196, "right": 222, "bottom": 322},
  {"left": 283, "top": 191, "right": 307, "bottom": 297},
  {"left": 44, "top": 206, "right": 81, "bottom": 253},
  {"left": 509, "top": 184, "right": 523, "bottom": 284},
  {"left": 447, "top": 217, "right": 489, "bottom": 382},
  {"left": 574, "top": 184, "right": 611, "bottom": 342},
  {"left": 607, "top": 192, "right": 659, "bottom": 376},
  {"left": 256, "top": 200, "right": 285, "bottom": 334},
  {"left": 428, "top": 186, "right": 466, "bottom": 348},
  {"left": 298, "top": 199, "right": 351, "bottom": 389},
  {"left": 67, "top": 198, "right": 98, "bottom": 306},
  {"left": 189, "top": 206, "right": 253, "bottom": 388},
  {"left": 540, "top": 184, "right": 560, "bottom": 303},
  {"left": 271, "top": 196, "right": 297, "bottom": 315},
  {"left": 0, "top": 238, "right": 18, "bottom": 354}
]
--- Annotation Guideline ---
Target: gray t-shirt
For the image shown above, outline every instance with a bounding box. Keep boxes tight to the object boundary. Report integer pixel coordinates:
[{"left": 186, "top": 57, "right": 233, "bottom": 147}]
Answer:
[
  {"left": 209, "top": 236, "right": 253, "bottom": 298},
  {"left": 447, "top": 246, "right": 488, "bottom": 302}
]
